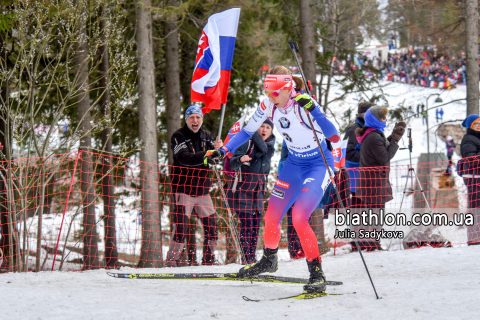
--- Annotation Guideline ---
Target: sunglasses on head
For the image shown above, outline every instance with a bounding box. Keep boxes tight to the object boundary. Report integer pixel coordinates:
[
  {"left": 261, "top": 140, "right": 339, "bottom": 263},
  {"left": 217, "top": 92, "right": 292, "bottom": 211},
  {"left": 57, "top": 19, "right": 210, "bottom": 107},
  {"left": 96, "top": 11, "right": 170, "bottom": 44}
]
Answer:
[{"left": 265, "top": 83, "right": 290, "bottom": 97}]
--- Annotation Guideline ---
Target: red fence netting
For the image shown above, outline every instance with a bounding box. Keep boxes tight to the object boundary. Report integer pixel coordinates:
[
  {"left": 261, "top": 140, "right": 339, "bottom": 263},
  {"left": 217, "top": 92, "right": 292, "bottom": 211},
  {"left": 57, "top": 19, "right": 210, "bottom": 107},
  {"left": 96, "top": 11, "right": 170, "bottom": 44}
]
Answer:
[{"left": 0, "top": 151, "right": 478, "bottom": 272}]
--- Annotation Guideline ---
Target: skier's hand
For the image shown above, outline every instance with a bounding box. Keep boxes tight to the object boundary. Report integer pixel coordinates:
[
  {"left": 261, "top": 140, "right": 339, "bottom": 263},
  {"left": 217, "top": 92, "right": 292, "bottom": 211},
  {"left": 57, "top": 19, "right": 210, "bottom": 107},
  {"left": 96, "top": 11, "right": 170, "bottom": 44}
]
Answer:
[
  {"left": 204, "top": 149, "right": 224, "bottom": 165},
  {"left": 294, "top": 93, "right": 315, "bottom": 112}
]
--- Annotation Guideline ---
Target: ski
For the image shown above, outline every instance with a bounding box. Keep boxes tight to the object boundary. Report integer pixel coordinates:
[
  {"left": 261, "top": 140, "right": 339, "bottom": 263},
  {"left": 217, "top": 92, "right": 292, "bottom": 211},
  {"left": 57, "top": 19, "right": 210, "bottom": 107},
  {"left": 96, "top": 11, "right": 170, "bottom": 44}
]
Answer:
[
  {"left": 242, "top": 290, "right": 343, "bottom": 302},
  {"left": 106, "top": 272, "right": 343, "bottom": 286}
]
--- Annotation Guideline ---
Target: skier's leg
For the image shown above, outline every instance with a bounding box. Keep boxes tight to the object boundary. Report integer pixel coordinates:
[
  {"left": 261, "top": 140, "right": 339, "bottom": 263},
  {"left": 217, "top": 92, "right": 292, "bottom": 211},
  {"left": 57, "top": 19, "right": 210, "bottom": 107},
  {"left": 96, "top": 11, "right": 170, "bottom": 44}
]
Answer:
[
  {"left": 238, "top": 162, "right": 302, "bottom": 276},
  {"left": 290, "top": 164, "right": 331, "bottom": 293},
  {"left": 291, "top": 165, "right": 330, "bottom": 263},
  {"left": 262, "top": 162, "right": 303, "bottom": 249}
]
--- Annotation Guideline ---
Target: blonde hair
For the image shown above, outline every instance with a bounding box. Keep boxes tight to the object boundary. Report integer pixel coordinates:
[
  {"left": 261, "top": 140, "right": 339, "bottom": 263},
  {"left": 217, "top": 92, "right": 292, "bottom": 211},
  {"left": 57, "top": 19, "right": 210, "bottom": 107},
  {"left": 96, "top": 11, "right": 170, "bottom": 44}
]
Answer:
[{"left": 268, "top": 66, "right": 306, "bottom": 91}]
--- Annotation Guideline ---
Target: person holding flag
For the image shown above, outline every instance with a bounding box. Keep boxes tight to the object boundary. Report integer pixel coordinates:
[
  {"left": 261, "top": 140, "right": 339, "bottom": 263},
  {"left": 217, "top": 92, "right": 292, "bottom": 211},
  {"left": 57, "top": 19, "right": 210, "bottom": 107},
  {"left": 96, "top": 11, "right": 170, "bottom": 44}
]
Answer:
[
  {"left": 204, "top": 66, "right": 340, "bottom": 293},
  {"left": 168, "top": 106, "right": 223, "bottom": 267}
]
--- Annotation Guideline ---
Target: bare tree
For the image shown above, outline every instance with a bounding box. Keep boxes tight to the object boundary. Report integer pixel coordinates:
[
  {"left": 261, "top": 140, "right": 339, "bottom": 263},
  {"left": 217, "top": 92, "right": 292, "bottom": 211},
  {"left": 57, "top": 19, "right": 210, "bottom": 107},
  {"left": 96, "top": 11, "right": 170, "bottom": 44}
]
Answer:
[
  {"left": 136, "top": 0, "right": 163, "bottom": 268},
  {"left": 99, "top": 2, "right": 119, "bottom": 269},
  {"left": 0, "top": 0, "right": 135, "bottom": 272},
  {"left": 165, "top": 0, "right": 182, "bottom": 166},
  {"left": 76, "top": 0, "right": 100, "bottom": 270}
]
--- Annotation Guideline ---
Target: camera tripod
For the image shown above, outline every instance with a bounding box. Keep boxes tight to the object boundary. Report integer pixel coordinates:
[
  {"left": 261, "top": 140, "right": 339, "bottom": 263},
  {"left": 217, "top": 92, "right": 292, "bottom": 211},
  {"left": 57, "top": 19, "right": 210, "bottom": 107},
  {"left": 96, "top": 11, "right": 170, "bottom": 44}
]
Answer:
[{"left": 387, "top": 128, "right": 433, "bottom": 250}]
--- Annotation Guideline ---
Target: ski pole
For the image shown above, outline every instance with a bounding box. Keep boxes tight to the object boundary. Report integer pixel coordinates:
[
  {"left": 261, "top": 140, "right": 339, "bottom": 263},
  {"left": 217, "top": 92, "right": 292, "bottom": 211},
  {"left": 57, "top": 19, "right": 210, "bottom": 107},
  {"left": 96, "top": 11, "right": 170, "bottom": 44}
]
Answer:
[
  {"left": 287, "top": 41, "right": 381, "bottom": 299},
  {"left": 212, "top": 164, "right": 249, "bottom": 265}
]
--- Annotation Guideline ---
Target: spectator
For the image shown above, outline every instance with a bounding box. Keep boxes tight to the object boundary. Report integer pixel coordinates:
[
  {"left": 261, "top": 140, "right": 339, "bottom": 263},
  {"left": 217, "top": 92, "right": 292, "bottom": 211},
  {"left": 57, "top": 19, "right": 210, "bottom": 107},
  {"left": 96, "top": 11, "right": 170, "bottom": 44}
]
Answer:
[
  {"left": 459, "top": 115, "right": 480, "bottom": 246},
  {"left": 344, "top": 102, "right": 375, "bottom": 209},
  {"left": 168, "top": 105, "right": 223, "bottom": 266},
  {"left": 227, "top": 119, "right": 276, "bottom": 264},
  {"left": 355, "top": 106, "right": 406, "bottom": 251},
  {"left": 445, "top": 135, "right": 456, "bottom": 175},
  {"left": 421, "top": 104, "right": 427, "bottom": 125}
]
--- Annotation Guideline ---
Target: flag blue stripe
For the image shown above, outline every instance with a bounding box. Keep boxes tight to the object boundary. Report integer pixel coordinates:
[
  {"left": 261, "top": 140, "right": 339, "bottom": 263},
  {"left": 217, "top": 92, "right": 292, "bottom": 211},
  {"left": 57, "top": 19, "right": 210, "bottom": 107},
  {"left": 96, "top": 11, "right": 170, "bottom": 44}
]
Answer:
[
  {"left": 220, "top": 36, "right": 236, "bottom": 71},
  {"left": 196, "top": 47, "right": 214, "bottom": 71}
]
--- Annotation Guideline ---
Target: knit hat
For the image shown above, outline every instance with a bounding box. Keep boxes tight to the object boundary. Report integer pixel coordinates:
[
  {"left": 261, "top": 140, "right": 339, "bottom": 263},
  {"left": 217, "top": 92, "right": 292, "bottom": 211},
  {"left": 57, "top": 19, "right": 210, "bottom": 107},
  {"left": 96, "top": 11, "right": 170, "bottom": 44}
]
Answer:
[
  {"left": 369, "top": 105, "right": 388, "bottom": 122},
  {"left": 185, "top": 105, "right": 203, "bottom": 119},
  {"left": 462, "top": 114, "right": 480, "bottom": 128},
  {"left": 263, "top": 119, "right": 274, "bottom": 130},
  {"left": 447, "top": 135, "right": 453, "bottom": 141},
  {"left": 358, "top": 102, "right": 376, "bottom": 114}
]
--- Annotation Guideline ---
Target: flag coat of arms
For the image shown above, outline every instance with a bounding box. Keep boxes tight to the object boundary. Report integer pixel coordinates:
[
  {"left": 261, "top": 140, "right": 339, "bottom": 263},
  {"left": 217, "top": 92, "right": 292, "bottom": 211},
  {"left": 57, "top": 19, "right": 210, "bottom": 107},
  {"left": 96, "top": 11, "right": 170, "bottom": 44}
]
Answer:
[
  {"left": 223, "top": 115, "right": 246, "bottom": 158},
  {"left": 191, "top": 8, "right": 241, "bottom": 114},
  {"left": 331, "top": 139, "right": 348, "bottom": 169}
]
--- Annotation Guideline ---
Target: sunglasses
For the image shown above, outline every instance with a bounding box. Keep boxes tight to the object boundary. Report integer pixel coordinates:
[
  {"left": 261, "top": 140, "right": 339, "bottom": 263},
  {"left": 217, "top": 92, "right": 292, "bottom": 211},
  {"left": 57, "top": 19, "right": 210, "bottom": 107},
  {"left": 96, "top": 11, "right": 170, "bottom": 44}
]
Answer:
[{"left": 265, "top": 83, "right": 290, "bottom": 97}]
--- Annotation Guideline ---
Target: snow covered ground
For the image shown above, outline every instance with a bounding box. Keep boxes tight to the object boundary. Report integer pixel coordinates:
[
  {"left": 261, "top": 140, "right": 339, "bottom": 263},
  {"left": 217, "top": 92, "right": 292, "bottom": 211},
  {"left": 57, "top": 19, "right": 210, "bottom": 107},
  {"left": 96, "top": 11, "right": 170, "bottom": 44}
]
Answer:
[{"left": 2, "top": 245, "right": 479, "bottom": 319}]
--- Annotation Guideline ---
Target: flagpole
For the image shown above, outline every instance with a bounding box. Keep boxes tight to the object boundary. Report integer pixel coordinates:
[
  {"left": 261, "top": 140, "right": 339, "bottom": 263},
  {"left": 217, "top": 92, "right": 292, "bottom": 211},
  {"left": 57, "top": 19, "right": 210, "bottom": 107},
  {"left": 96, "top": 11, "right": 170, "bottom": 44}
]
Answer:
[{"left": 217, "top": 103, "right": 226, "bottom": 138}]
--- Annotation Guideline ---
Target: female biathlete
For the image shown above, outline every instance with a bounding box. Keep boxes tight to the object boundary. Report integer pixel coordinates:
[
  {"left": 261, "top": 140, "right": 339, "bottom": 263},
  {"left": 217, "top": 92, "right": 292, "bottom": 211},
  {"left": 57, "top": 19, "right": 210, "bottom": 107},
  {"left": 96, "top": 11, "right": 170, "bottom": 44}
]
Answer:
[{"left": 205, "top": 66, "right": 340, "bottom": 293}]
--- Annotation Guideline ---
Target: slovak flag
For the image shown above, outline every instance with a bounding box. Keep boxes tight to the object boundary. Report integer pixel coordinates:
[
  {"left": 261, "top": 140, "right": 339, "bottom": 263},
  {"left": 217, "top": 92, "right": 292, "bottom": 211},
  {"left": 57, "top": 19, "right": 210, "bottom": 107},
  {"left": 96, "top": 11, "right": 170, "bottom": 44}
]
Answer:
[
  {"left": 223, "top": 115, "right": 246, "bottom": 158},
  {"left": 331, "top": 139, "right": 348, "bottom": 169},
  {"left": 191, "top": 8, "right": 241, "bottom": 114}
]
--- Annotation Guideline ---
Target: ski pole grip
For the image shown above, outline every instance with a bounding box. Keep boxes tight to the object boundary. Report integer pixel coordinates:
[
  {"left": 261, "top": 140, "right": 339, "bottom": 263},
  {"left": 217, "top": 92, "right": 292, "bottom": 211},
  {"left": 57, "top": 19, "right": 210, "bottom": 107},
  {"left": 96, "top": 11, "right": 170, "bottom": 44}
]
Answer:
[{"left": 288, "top": 41, "right": 300, "bottom": 52}]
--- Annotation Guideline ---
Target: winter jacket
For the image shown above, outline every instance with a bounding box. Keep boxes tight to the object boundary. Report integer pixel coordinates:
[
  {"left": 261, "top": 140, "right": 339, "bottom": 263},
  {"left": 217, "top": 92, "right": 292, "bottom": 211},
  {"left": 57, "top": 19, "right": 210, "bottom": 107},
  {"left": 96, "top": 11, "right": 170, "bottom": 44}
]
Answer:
[
  {"left": 461, "top": 129, "right": 480, "bottom": 158},
  {"left": 344, "top": 117, "right": 364, "bottom": 192},
  {"left": 460, "top": 129, "right": 480, "bottom": 176},
  {"left": 170, "top": 124, "right": 215, "bottom": 196},
  {"left": 227, "top": 133, "right": 275, "bottom": 215},
  {"left": 356, "top": 128, "right": 399, "bottom": 206}
]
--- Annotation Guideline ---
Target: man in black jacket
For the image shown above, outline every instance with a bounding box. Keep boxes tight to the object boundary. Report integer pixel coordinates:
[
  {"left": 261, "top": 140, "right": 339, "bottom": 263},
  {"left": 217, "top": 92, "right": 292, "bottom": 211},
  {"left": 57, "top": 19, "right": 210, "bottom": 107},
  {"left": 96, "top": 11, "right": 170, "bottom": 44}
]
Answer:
[{"left": 168, "top": 105, "right": 223, "bottom": 266}]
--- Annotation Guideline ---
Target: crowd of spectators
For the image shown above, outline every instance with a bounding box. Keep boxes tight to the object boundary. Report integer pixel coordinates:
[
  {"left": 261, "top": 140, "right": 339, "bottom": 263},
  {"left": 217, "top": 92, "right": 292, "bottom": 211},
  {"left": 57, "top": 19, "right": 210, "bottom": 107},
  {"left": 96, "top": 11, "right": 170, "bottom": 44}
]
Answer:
[
  {"left": 330, "top": 47, "right": 469, "bottom": 90},
  {"left": 376, "top": 48, "right": 465, "bottom": 89}
]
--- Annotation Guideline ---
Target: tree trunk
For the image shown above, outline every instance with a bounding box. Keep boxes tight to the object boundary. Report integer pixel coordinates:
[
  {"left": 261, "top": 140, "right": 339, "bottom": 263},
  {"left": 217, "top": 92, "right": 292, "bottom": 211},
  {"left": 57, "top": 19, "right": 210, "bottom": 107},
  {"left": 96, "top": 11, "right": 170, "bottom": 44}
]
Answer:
[
  {"left": 0, "top": 30, "right": 15, "bottom": 271},
  {"left": 465, "top": 0, "right": 479, "bottom": 116},
  {"left": 76, "top": 2, "right": 99, "bottom": 270},
  {"left": 99, "top": 4, "right": 119, "bottom": 269},
  {"left": 323, "top": 0, "right": 339, "bottom": 111},
  {"left": 300, "top": 0, "right": 317, "bottom": 98},
  {"left": 165, "top": 0, "right": 182, "bottom": 166},
  {"left": 136, "top": 0, "right": 163, "bottom": 268}
]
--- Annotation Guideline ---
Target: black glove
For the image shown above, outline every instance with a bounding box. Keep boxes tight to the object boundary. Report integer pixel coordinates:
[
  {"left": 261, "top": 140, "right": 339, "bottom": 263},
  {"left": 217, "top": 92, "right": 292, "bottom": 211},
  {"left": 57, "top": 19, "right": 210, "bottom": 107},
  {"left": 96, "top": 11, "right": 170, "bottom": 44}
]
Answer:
[
  {"left": 391, "top": 121, "right": 407, "bottom": 144},
  {"left": 294, "top": 93, "right": 315, "bottom": 112},
  {"left": 203, "top": 150, "right": 224, "bottom": 165}
]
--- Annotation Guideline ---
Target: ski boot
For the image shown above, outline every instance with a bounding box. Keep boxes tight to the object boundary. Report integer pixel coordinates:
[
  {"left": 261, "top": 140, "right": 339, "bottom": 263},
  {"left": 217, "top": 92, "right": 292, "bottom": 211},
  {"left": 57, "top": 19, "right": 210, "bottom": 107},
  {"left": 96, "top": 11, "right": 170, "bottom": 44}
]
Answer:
[
  {"left": 238, "top": 247, "right": 278, "bottom": 278},
  {"left": 165, "top": 242, "right": 184, "bottom": 267},
  {"left": 303, "top": 258, "right": 326, "bottom": 293}
]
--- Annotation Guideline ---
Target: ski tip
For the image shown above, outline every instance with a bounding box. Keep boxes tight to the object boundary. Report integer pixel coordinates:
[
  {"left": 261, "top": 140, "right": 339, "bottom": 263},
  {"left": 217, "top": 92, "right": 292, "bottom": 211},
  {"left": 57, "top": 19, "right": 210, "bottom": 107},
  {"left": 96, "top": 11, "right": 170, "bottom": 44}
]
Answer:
[
  {"left": 242, "top": 296, "right": 260, "bottom": 302},
  {"left": 106, "top": 272, "right": 117, "bottom": 277}
]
